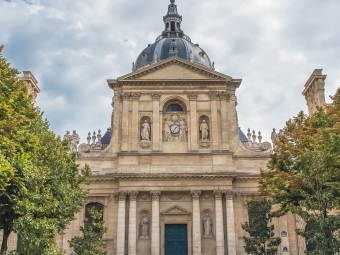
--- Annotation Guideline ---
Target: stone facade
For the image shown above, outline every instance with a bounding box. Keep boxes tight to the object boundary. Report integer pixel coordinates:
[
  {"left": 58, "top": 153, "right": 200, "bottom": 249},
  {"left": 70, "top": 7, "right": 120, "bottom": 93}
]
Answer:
[
  {"left": 1, "top": 2, "right": 330, "bottom": 255},
  {"left": 21, "top": 71, "right": 40, "bottom": 103},
  {"left": 302, "top": 69, "right": 327, "bottom": 115},
  {"left": 55, "top": 55, "right": 304, "bottom": 255}
]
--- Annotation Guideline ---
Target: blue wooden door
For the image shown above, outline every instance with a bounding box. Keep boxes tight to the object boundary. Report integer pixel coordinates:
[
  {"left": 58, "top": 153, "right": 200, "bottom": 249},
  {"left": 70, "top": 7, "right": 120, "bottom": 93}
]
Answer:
[{"left": 165, "top": 224, "right": 188, "bottom": 255}]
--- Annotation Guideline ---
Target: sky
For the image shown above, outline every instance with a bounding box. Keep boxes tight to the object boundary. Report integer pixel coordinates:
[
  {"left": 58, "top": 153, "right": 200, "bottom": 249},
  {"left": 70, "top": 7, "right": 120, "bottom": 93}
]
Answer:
[{"left": 1, "top": 0, "right": 339, "bottom": 144}]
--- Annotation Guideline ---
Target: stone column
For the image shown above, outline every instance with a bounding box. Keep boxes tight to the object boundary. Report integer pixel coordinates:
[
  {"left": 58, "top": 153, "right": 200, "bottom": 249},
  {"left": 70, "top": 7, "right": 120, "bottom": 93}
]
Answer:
[
  {"left": 219, "top": 92, "right": 230, "bottom": 151},
  {"left": 191, "top": 190, "right": 202, "bottom": 255},
  {"left": 131, "top": 93, "right": 141, "bottom": 151},
  {"left": 128, "top": 191, "right": 138, "bottom": 255},
  {"left": 188, "top": 92, "right": 198, "bottom": 151},
  {"left": 116, "top": 191, "right": 127, "bottom": 255},
  {"left": 111, "top": 92, "right": 122, "bottom": 153},
  {"left": 121, "top": 93, "right": 131, "bottom": 152},
  {"left": 226, "top": 90, "right": 238, "bottom": 139},
  {"left": 214, "top": 190, "right": 225, "bottom": 255},
  {"left": 151, "top": 93, "right": 161, "bottom": 151},
  {"left": 224, "top": 190, "right": 236, "bottom": 255},
  {"left": 151, "top": 191, "right": 161, "bottom": 255},
  {"left": 209, "top": 92, "right": 220, "bottom": 151}
]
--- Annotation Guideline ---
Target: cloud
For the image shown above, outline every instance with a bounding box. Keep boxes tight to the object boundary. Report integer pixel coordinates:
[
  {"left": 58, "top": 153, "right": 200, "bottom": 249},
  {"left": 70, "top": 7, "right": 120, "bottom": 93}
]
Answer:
[{"left": 0, "top": 0, "right": 339, "bottom": 144}]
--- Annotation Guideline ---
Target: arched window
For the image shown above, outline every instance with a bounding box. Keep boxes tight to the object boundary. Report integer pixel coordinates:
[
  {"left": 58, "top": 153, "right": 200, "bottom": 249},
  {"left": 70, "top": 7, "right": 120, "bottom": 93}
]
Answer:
[
  {"left": 305, "top": 222, "right": 316, "bottom": 252},
  {"left": 85, "top": 202, "right": 104, "bottom": 233},
  {"left": 171, "top": 21, "right": 175, "bottom": 31},
  {"left": 166, "top": 104, "right": 183, "bottom": 112},
  {"left": 247, "top": 201, "right": 267, "bottom": 237},
  {"left": 85, "top": 202, "right": 104, "bottom": 220}
]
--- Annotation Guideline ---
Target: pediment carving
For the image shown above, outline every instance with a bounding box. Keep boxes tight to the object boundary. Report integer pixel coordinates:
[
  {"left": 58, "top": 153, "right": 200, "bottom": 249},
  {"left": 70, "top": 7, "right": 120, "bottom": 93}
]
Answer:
[{"left": 161, "top": 205, "right": 191, "bottom": 215}]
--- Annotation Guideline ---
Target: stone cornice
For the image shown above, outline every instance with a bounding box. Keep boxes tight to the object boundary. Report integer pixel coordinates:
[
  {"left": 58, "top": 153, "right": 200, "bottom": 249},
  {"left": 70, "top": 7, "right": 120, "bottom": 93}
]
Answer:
[
  {"left": 116, "top": 151, "right": 234, "bottom": 156},
  {"left": 89, "top": 175, "right": 259, "bottom": 183},
  {"left": 302, "top": 69, "right": 327, "bottom": 95},
  {"left": 114, "top": 80, "right": 229, "bottom": 86},
  {"left": 117, "top": 57, "right": 232, "bottom": 81},
  {"left": 88, "top": 173, "right": 261, "bottom": 182},
  {"left": 111, "top": 173, "right": 237, "bottom": 180}
]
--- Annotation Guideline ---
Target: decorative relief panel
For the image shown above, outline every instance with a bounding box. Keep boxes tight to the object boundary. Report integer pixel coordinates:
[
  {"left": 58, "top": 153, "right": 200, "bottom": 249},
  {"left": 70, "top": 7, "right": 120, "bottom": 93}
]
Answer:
[
  {"left": 162, "top": 113, "right": 188, "bottom": 142},
  {"left": 167, "top": 194, "right": 184, "bottom": 201},
  {"left": 138, "top": 194, "right": 151, "bottom": 202}
]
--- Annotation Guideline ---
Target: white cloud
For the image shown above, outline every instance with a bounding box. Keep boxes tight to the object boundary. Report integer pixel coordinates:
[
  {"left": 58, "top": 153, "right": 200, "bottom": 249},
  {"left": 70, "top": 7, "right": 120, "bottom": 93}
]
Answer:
[{"left": 0, "top": 0, "right": 339, "bottom": 143}]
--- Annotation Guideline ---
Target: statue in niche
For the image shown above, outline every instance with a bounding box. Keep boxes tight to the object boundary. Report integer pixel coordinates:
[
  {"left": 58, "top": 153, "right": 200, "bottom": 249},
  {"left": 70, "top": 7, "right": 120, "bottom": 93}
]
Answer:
[
  {"left": 203, "top": 214, "right": 213, "bottom": 237},
  {"left": 140, "top": 120, "right": 151, "bottom": 141},
  {"left": 140, "top": 214, "right": 149, "bottom": 238},
  {"left": 163, "top": 117, "right": 172, "bottom": 142},
  {"left": 200, "top": 120, "right": 209, "bottom": 140},
  {"left": 179, "top": 117, "right": 187, "bottom": 142}
]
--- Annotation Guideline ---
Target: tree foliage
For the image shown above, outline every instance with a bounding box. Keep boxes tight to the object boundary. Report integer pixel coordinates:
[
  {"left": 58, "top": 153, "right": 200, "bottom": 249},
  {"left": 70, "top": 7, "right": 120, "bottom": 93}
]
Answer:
[
  {"left": 68, "top": 207, "right": 108, "bottom": 255},
  {"left": 242, "top": 198, "right": 281, "bottom": 255},
  {"left": 260, "top": 88, "right": 340, "bottom": 255},
  {"left": 0, "top": 45, "right": 91, "bottom": 255}
]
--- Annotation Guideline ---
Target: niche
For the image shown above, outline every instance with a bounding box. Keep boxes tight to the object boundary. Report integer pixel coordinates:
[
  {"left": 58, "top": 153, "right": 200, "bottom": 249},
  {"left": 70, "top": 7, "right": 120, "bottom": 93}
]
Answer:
[
  {"left": 201, "top": 209, "right": 214, "bottom": 238},
  {"left": 139, "top": 210, "right": 151, "bottom": 239},
  {"left": 140, "top": 116, "right": 151, "bottom": 141},
  {"left": 199, "top": 115, "right": 210, "bottom": 141}
]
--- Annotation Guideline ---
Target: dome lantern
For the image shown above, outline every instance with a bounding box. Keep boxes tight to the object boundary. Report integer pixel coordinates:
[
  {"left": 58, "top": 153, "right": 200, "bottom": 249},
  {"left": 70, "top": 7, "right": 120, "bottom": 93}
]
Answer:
[
  {"left": 162, "top": 0, "right": 183, "bottom": 38},
  {"left": 133, "top": 0, "right": 213, "bottom": 71}
]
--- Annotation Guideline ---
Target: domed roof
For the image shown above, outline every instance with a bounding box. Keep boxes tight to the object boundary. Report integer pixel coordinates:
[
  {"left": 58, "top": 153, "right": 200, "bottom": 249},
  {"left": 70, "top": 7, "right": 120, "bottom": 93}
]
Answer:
[{"left": 133, "top": 0, "right": 214, "bottom": 71}]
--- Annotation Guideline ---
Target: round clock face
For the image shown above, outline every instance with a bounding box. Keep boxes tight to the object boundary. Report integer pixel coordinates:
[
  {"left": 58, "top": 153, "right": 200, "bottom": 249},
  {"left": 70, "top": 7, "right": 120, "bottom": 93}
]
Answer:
[{"left": 170, "top": 124, "right": 180, "bottom": 134}]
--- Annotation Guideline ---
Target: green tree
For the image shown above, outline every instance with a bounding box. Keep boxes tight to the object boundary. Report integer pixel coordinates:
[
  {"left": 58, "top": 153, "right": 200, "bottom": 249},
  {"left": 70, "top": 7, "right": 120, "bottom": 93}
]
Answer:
[
  {"left": 260, "top": 88, "right": 340, "bottom": 255},
  {"left": 0, "top": 45, "right": 91, "bottom": 255},
  {"left": 242, "top": 198, "right": 281, "bottom": 255},
  {"left": 68, "top": 207, "right": 108, "bottom": 255}
]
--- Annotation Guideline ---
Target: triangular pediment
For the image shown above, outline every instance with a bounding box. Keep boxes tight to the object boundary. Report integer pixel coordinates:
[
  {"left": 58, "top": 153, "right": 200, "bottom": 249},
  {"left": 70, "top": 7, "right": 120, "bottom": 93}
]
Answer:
[
  {"left": 161, "top": 205, "right": 191, "bottom": 215},
  {"left": 118, "top": 57, "right": 231, "bottom": 81}
]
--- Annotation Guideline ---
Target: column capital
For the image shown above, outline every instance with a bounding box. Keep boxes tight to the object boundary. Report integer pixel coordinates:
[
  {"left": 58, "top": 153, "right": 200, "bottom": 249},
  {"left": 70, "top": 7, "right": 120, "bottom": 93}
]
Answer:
[
  {"left": 129, "top": 191, "right": 139, "bottom": 201},
  {"left": 213, "top": 190, "right": 223, "bottom": 200},
  {"left": 150, "top": 190, "right": 161, "bottom": 201},
  {"left": 121, "top": 92, "right": 131, "bottom": 101},
  {"left": 132, "top": 92, "right": 141, "bottom": 100},
  {"left": 188, "top": 92, "right": 198, "bottom": 100},
  {"left": 223, "top": 190, "right": 234, "bottom": 200},
  {"left": 151, "top": 92, "right": 162, "bottom": 100},
  {"left": 117, "top": 191, "right": 127, "bottom": 201},
  {"left": 208, "top": 91, "right": 219, "bottom": 100},
  {"left": 219, "top": 91, "right": 231, "bottom": 101},
  {"left": 190, "top": 190, "right": 201, "bottom": 200}
]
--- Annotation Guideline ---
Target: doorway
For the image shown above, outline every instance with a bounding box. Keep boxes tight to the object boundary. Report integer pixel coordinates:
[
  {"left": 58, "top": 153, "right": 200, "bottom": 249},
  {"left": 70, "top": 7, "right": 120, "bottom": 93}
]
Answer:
[{"left": 165, "top": 224, "right": 188, "bottom": 255}]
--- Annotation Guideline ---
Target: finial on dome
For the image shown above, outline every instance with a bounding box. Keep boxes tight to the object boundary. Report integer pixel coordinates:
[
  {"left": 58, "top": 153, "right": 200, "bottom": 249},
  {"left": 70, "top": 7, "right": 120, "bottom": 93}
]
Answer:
[{"left": 170, "top": 0, "right": 175, "bottom": 3}]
